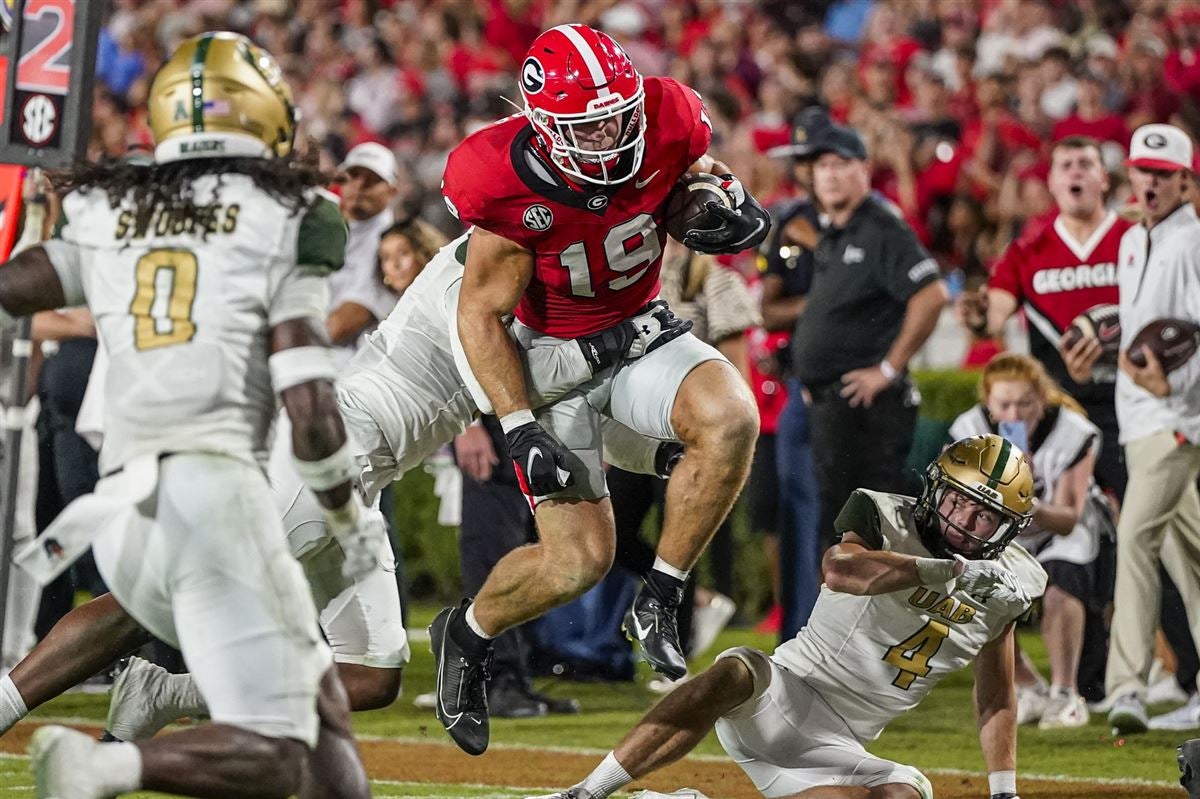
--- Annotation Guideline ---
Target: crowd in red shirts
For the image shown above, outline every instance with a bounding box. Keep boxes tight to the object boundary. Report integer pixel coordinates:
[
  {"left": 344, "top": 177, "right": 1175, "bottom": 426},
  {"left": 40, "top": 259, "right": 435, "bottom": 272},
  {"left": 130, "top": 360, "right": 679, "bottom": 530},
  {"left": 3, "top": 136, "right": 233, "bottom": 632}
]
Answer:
[{"left": 89, "top": 0, "right": 1200, "bottom": 281}]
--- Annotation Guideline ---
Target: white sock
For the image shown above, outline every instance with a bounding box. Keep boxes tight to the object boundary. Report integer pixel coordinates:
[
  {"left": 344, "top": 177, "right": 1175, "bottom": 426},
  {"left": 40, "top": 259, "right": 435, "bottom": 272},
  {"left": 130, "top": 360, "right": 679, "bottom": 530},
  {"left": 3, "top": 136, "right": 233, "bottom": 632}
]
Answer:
[
  {"left": 578, "top": 751, "right": 633, "bottom": 799},
  {"left": 0, "top": 674, "right": 27, "bottom": 735},
  {"left": 95, "top": 740, "right": 143, "bottom": 795},
  {"left": 652, "top": 556, "right": 690, "bottom": 583},
  {"left": 464, "top": 603, "right": 495, "bottom": 640}
]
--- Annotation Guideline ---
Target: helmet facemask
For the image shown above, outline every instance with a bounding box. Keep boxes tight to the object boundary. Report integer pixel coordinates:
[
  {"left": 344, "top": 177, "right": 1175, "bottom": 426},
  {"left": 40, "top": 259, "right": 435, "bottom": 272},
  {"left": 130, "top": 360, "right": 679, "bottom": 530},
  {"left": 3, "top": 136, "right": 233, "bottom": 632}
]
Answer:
[
  {"left": 527, "top": 79, "right": 646, "bottom": 186},
  {"left": 915, "top": 466, "right": 1031, "bottom": 560}
]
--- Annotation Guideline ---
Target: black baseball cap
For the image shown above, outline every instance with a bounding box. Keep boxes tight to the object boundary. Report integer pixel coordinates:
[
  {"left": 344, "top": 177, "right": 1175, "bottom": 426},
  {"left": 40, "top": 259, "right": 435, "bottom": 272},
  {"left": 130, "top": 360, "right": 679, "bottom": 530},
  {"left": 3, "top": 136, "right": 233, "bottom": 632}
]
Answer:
[
  {"left": 766, "top": 105, "right": 834, "bottom": 159},
  {"left": 799, "top": 123, "right": 868, "bottom": 162}
]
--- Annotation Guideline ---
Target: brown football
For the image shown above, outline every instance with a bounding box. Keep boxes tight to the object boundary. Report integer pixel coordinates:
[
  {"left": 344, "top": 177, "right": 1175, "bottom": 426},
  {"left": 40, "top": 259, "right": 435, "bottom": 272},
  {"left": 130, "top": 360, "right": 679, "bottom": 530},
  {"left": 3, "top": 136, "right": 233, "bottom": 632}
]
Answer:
[
  {"left": 1061, "top": 304, "right": 1121, "bottom": 366},
  {"left": 1128, "top": 318, "right": 1200, "bottom": 373},
  {"left": 665, "top": 173, "right": 732, "bottom": 243}
]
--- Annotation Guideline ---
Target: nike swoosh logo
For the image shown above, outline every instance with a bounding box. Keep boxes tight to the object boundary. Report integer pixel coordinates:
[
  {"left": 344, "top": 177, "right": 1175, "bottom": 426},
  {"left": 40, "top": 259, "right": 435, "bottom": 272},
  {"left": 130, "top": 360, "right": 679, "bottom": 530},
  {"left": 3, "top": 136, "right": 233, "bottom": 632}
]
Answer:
[
  {"left": 1098, "top": 321, "right": 1120, "bottom": 338},
  {"left": 527, "top": 447, "right": 542, "bottom": 480},
  {"left": 635, "top": 170, "right": 660, "bottom": 189},
  {"left": 630, "top": 614, "right": 653, "bottom": 641}
]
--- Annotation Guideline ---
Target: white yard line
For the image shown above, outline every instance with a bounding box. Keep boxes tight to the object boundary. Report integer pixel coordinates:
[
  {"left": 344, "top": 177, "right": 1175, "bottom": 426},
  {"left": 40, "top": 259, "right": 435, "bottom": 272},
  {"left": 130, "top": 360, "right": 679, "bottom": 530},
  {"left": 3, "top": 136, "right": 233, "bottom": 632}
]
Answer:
[{"left": 8, "top": 721, "right": 1183, "bottom": 790}]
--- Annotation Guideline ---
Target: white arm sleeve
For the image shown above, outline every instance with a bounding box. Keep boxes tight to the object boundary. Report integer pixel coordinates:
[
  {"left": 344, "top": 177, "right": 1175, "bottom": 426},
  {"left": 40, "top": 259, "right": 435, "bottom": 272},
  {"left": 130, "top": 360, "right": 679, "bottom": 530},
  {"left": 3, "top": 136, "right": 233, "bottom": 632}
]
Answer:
[
  {"left": 445, "top": 275, "right": 593, "bottom": 413},
  {"left": 39, "top": 240, "right": 86, "bottom": 306},
  {"left": 268, "top": 266, "right": 330, "bottom": 328}
]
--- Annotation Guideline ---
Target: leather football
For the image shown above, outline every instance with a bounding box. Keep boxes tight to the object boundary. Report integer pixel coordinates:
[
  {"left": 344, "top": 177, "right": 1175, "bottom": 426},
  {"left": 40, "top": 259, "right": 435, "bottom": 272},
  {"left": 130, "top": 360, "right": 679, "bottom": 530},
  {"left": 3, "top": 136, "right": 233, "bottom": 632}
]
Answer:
[{"left": 664, "top": 173, "right": 732, "bottom": 243}]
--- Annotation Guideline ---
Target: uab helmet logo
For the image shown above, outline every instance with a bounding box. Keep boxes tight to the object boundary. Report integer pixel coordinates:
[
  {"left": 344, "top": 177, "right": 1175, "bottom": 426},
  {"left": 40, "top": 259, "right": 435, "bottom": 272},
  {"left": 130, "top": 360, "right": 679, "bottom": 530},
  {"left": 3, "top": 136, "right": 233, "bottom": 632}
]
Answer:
[{"left": 521, "top": 57, "right": 546, "bottom": 94}]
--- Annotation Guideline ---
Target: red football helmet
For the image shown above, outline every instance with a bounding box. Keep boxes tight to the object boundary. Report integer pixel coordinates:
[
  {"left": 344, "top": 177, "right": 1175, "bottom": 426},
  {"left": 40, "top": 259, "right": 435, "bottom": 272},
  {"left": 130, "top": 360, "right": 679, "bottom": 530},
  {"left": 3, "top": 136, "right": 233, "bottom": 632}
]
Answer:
[{"left": 519, "top": 24, "right": 646, "bottom": 186}]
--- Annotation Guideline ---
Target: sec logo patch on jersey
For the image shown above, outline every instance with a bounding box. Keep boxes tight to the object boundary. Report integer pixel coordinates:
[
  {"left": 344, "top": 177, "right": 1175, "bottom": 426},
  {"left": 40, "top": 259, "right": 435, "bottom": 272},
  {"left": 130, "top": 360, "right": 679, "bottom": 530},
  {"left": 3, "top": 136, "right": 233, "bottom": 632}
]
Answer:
[{"left": 523, "top": 204, "right": 553, "bottom": 231}]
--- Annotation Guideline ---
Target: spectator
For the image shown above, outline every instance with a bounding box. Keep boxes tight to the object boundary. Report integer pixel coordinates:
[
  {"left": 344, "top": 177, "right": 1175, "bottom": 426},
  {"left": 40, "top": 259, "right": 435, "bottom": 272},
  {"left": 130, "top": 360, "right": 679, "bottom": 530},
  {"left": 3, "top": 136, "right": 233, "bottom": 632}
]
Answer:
[
  {"left": 788, "top": 120, "right": 946, "bottom": 575},
  {"left": 1052, "top": 68, "right": 1129, "bottom": 152},
  {"left": 760, "top": 108, "right": 826, "bottom": 638},
  {"left": 376, "top": 218, "right": 447, "bottom": 295},
  {"left": 950, "top": 353, "right": 1107, "bottom": 729},
  {"left": 1089, "top": 124, "right": 1200, "bottom": 735},
  {"left": 965, "top": 136, "right": 1129, "bottom": 497},
  {"left": 329, "top": 142, "right": 404, "bottom": 356}
]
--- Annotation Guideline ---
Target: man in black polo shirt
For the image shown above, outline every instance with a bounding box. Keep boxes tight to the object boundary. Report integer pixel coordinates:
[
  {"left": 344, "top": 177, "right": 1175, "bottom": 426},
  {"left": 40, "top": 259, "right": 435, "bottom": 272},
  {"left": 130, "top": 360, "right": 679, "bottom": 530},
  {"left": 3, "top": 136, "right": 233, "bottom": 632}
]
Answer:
[{"left": 791, "top": 122, "right": 947, "bottom": 548}]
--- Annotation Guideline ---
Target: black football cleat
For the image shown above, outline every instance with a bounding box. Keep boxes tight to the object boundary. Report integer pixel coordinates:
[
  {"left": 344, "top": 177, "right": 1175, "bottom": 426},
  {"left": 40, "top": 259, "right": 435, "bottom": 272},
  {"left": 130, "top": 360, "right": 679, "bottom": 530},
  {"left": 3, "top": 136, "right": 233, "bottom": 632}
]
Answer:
[
  {"left": 624, "top": 581, "right": 688, "bottom": 680},
  {"left": 1180, "top": 738, "right": 1200, "bottom": 799},
  {"left": 429, "top": 603, "right": 493, "bottom": 755}
]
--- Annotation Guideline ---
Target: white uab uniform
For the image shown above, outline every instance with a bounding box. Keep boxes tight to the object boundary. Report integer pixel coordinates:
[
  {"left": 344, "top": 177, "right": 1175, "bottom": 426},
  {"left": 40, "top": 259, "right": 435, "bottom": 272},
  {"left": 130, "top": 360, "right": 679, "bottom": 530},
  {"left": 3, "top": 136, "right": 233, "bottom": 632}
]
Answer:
[
  {"left": 42, "top": 175, "right": 341, "bottom": 747},
  {"left": 714, "top": 489, "right": 1047, "bottom": 797},
  {"left": 271, "top": 232, "right": 669, "bottom": 667}
]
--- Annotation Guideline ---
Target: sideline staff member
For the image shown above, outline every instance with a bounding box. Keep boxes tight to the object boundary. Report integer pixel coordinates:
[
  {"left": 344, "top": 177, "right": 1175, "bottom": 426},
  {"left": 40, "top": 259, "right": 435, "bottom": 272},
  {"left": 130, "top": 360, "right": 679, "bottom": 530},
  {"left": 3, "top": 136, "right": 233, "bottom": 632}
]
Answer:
[
  {"left": 790, "top": 122, "right": 947, "bottom": 546},
  {"left": 1075, "top": 124, "right": 1200, "bottom": 735}
]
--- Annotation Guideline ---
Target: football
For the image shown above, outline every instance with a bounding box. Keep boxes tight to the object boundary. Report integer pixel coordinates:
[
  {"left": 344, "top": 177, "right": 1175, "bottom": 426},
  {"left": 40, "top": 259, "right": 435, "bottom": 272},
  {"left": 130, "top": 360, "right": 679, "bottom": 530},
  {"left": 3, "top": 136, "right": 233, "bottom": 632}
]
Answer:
[
  {"left": 664, "top": 173, "right": 733, "bottom": 243},
  {"left": 1061, "top": 304, "right": 1121, "bottom": 365},
  {"left": 1128, "top": 318, "right": 1200, "bottom": 373}
]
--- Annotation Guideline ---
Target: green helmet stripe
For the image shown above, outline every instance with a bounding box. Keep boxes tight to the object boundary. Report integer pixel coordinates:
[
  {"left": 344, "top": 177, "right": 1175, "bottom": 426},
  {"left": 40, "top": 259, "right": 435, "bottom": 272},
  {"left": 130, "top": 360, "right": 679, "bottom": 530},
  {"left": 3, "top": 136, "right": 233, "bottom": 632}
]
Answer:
[
  {"left": 190, "top": 34, "right": 215, "bottom": 132},
  {"left": 986, "top": 437, "right": 1012, "bottom": 489}
]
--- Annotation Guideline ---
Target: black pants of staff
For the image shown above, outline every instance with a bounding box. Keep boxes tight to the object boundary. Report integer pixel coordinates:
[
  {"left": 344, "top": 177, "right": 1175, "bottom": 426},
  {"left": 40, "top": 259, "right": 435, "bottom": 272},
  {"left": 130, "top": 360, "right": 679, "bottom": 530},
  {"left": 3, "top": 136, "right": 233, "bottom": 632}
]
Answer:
[
  {"left": 806, "top": 378, "right": 918, "bottom": 552},
  {"left": 33, "top": 338, "right": 104, "bottom": 641}
]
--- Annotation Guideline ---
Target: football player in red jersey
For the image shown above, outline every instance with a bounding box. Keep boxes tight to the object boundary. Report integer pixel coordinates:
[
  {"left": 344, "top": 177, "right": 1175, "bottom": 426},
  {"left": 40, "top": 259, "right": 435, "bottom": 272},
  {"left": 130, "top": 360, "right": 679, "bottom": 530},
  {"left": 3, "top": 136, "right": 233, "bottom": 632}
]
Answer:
[{"left": 432, "top": 24, "right": 769, "bottom": 755}]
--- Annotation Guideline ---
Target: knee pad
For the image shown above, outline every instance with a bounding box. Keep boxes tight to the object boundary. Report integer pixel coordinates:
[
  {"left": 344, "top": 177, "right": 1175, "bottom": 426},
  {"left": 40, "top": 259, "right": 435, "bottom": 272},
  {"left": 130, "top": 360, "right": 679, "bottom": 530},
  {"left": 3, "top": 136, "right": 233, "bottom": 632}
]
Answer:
[
  {"left": 715, "top": 646, "right": 773, "bottom": 709},
  {"left": 889, "top": 764, "right": 934, "bottom": 799}
]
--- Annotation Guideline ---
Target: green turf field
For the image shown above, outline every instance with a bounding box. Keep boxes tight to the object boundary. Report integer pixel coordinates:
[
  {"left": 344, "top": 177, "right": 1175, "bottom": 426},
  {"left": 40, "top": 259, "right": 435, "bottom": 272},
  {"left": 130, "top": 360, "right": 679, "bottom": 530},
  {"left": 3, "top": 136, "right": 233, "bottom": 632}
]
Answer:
[{"left": 0, "top": 607, "right": 1188, "bottom": 797}]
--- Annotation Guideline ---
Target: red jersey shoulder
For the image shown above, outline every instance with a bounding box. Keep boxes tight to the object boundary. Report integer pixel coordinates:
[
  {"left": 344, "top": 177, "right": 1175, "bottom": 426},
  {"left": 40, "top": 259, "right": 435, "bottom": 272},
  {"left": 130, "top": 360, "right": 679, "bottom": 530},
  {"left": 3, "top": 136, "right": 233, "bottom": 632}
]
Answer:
[
  {"left": 441, "top": 114, "right": 529, "bottom": 233},
  {"left": 643, "top": 77, "right": 712, "bottom": 169}
]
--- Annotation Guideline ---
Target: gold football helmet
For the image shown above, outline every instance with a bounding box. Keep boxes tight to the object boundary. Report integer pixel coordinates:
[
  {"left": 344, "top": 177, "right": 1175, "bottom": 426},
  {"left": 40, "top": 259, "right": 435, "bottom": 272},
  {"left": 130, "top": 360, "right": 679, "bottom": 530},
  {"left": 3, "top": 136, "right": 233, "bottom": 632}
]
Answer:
[
  {"left": 914, "top": 434, "right": 1035, "bottom": 560},
  {"left": 149, "top": 32, "right": 296, "bottom": 163}
]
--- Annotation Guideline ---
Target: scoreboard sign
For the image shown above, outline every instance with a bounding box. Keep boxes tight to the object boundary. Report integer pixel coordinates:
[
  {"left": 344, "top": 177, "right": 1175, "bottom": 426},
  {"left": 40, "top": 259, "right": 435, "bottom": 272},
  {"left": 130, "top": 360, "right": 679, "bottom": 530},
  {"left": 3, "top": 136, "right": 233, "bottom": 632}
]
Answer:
[{"left": 0, "top": 0, "right": 101, "bottom": 167}]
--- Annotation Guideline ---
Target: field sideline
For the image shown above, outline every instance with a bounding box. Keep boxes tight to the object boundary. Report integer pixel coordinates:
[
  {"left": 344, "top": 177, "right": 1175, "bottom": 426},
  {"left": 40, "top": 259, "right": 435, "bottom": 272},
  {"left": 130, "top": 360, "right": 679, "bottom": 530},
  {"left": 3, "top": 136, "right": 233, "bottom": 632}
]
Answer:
[{"left": 0, "top": 609, "right": 1188, "bottom": 798}]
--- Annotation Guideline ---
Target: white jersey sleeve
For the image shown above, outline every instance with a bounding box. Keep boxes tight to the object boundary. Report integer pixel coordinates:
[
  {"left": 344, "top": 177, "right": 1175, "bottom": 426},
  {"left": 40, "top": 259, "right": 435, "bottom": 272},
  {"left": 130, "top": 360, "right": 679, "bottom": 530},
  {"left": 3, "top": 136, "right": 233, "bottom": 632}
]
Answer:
[
  {"left": 56, "top": 176, "right": 344, "bottom": 474},
  {"left": 772, "top": 489, "right": 1046, "bottom": 742}
]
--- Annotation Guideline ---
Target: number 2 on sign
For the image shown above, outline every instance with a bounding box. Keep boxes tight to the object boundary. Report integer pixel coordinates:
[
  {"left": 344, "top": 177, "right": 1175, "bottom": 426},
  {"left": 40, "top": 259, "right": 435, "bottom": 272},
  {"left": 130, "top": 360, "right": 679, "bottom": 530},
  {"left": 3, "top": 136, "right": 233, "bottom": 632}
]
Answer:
[
  {"left": 883, "top": 620, "right": 949, "bottom": 689},
  {"left": 17, "top": 0, "right": 74, "bottom": 94},
  {"left": 129, "top": 249, "right": 198, "bottom": 350},
  {"left": 558, "top": 213, "right": 661, "bottom": 297}
]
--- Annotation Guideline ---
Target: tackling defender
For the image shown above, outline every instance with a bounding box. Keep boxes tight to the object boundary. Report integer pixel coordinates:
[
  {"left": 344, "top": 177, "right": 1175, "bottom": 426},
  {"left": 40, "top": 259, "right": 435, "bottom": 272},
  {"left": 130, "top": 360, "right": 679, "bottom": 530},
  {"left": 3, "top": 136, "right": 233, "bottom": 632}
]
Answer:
[
  {"left": 533, "top": 435, "right": 1046, "bottom": 799},
  {"left": 0, "top": 32, "right": 371, "bottom": 799},
  {"left": 0, "top": 228, "right": 691, "bottom": 740},
  {"left": 435, "top": 23, "right": 769, "bottom": 755}
]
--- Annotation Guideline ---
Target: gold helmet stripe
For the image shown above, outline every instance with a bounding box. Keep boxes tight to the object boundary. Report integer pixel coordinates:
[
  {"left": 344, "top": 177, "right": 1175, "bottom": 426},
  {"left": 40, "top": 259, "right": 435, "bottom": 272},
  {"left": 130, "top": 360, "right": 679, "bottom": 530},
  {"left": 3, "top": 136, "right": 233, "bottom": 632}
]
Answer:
[
  {"left": 985, "top": 438, "right": 1012, "bottom": 489},
  {"left": 189, "top": 33, "right": 215, "bottom": 133}
]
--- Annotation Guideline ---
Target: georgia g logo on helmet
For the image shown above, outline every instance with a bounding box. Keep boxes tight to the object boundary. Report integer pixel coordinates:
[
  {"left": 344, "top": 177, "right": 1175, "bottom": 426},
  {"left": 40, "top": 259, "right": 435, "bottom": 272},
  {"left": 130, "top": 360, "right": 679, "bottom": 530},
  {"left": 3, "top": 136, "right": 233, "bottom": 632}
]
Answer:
[
  {"left": 521, "top": 57, "right": 546, "bottom": 94},
  {"left": 519, "top": 24, "right": 647, "bottom": 186}
]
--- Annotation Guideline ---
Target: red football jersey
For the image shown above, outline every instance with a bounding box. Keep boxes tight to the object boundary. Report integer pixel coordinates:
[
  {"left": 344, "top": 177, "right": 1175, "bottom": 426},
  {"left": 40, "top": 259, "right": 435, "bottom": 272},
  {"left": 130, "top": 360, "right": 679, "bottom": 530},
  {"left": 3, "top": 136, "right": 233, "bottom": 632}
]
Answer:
[
  {"left": 442, "top": 76, "right": 712, "bottom": 337},
  {"left": 989, "top": 211, "right": 1131, "bottom": 401}
]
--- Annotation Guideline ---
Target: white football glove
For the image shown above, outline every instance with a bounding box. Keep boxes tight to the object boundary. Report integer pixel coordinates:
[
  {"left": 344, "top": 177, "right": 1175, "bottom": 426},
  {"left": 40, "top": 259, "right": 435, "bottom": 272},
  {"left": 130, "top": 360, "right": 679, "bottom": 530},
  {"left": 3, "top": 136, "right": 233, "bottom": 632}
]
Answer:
[
  {"left": 953, "top": 555, "right": 1029, "bottom": 606},
  {"left": 324, "top": 493, "right": 383, "bottom": 582}
]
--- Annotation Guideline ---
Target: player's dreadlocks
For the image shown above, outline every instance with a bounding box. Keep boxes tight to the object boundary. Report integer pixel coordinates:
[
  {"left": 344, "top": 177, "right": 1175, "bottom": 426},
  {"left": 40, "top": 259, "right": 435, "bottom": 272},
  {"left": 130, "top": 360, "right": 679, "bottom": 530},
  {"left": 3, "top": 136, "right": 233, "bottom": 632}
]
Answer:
[{"left": 53, "top": 156, "right": 325, "bottom": 220}]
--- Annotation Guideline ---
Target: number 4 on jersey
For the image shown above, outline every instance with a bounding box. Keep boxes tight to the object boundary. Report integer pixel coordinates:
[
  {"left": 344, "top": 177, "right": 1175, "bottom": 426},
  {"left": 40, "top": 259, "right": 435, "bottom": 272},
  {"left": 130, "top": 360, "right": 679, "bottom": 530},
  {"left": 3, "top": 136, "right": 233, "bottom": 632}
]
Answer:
[{"left": 883, "top": 620, "right": 949, "bottom": 689}]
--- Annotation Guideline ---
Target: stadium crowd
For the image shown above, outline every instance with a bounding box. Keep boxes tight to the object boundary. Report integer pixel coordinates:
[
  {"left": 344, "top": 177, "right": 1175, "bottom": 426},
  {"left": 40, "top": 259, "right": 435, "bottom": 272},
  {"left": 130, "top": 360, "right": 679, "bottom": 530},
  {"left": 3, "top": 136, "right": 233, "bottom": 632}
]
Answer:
[{"left": 89, "top": 0, "right": 1200, "bottom": 266}]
